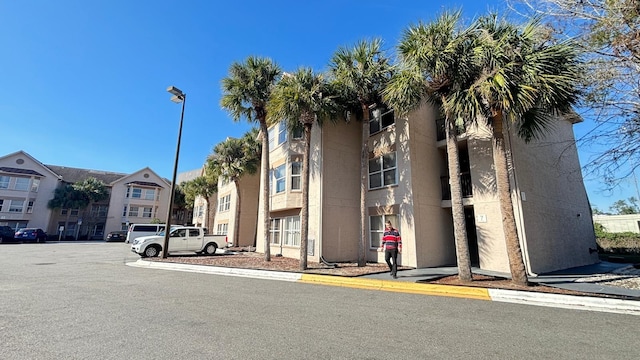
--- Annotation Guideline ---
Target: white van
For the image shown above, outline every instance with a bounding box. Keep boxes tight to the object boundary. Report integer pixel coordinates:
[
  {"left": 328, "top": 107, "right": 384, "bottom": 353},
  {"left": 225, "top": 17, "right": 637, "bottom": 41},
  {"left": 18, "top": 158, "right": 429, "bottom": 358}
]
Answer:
[{"left": 126, "top": 224, "right": 166, "bottom": 244}]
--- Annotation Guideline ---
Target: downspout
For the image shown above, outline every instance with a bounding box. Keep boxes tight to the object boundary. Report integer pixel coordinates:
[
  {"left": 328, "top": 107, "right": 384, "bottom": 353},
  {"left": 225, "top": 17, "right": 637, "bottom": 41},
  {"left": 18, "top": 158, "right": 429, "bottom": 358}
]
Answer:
[
  {"left": 318, "top": 125, "right": 323, "bottom": 263},
  {"left": 505, "top": 120, "right": 537, "bottom": 276}
]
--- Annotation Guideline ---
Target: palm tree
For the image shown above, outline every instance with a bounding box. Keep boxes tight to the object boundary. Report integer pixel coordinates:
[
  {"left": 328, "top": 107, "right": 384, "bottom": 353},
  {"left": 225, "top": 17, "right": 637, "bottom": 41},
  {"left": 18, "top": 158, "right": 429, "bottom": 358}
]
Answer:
[
  {"left": 455, "top": 15, "right": 581, "bottom": 285},
  {"left": 329, "top": 39, "right": 394, "bottom": 267},
  {"left": 181, "top": 175, "right": 218, "bottom": 229},
  {"left": 384, "top": 11, "right": 475, "bottom": 281},
  {"left": 48, "top": 177, "right": 109, "bottom": 240},
  {"left": 268, "top": 68, "right": 338, "bottom": 270},
  {"left": 207, "top": 128, "right": 261, "bottom": 248},
  {"left": 221, "top": 57, "right": 281, "bottom": 261}
]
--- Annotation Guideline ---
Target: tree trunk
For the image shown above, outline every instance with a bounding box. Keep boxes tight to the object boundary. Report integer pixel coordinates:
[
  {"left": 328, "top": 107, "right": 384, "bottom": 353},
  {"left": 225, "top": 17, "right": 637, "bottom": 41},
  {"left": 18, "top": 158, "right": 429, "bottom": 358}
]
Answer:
[
  {"left": 299, "top": 122, "right": 312, "bottom": 270},
  {"left": 491, "top": 114, "right": 529, "bottom": 286},
  {"left": 233, "top": 179, "right": 242, "bottom": 248},
  {"left": 260, "top": 120, "right": 271, "bottom": 261},
  {"left": 358, "top": 103, "right": 371, "bottom": 267},
  {"left": 445, "top": 114, "right": 473, "bottom": 282},
  {"left": 204, "top": 198, "right": 211, "bottom": 230}
]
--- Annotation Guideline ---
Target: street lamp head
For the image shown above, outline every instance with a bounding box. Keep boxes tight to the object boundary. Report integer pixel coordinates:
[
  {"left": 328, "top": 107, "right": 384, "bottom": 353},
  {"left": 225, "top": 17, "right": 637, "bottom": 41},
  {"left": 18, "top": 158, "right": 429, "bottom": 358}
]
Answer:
[
  {"left": 170, "top": 95, "right": 184, "bottom": 103},
  {"left": 167, "top": 85, "right": 184, "bottom": 98}
]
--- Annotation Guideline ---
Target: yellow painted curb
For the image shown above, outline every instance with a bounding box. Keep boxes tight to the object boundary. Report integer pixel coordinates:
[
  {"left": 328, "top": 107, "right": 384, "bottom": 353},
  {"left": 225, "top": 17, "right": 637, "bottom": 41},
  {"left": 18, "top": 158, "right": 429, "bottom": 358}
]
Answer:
[{"left": 299, "top": 274, "right": 491, "bottom": 301}]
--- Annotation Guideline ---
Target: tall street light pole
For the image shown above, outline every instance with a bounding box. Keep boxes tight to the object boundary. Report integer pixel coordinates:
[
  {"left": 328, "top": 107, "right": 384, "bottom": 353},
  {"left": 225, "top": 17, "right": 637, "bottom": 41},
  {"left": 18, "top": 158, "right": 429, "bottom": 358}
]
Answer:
[{"left": 162, "top": 85, "right": 186, "bottom": 258}]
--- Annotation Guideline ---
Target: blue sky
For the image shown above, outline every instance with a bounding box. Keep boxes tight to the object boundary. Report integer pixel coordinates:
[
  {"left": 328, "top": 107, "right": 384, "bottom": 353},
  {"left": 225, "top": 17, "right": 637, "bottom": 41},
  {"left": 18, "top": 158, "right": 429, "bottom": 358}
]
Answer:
[{"left": 1, "top": 0, "right": 637, "bottom": 210}]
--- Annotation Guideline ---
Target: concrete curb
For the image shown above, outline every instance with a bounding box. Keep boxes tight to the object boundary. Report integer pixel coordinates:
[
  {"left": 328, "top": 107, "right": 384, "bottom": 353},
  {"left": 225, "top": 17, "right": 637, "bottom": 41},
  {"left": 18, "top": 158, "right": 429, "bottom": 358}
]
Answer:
[
  {"left": 488, "top": 289, "right": 640, "bottom": 315},
  {"left": 129, "top": 260, "right": 640, "bottom": 315},
  {"left": 128, "top": 259, "right": 302, "bottom": 282}
]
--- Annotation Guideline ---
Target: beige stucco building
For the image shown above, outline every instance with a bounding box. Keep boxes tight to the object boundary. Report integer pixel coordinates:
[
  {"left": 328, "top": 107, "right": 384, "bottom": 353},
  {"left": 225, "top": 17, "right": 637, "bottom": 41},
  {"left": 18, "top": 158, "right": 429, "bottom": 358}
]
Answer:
[
  {"left": 212, "top": 174, "right": 260, "bottom": 247},
  {"left": 0, "top": 151, "right": 171, "bottom": 240},
  {"left": 253, "top": 103, "right": 598, "bottom": 275}
]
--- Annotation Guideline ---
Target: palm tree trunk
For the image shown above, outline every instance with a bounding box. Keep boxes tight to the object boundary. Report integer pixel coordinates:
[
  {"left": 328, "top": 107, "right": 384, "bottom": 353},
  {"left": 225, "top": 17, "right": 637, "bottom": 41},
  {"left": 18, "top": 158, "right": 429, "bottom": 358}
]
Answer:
[
  {"left": 204, "top": 198, "right": 211, "bottom": 229},
  {"left": 358, "top": 103, "right": 371, "bottom": 267},
  {"left": 233, "top": 179, "right": 242, "bottom": 248},
  {"left": 299, "top": 123, "right": 312, "bottom": 270},
  {"left": 492, "top": 114, "right": 528, "bottom": 286},
  {"left": 445, "top": 114, "right": 472, "bottom": 282},
  {"left": 260, "top": 120, "right": 271, "bottom": 261}
]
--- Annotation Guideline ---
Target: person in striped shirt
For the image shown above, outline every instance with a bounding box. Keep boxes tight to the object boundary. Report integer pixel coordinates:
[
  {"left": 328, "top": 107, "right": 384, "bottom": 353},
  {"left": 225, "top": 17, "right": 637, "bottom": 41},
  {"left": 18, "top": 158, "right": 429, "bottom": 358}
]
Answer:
[{"left": 379, "top": 220, "right": 402, "bottom": 278}]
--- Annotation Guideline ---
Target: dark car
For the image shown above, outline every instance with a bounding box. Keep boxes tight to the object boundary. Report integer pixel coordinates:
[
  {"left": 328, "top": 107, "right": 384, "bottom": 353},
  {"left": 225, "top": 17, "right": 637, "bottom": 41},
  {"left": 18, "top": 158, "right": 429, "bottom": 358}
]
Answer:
[
  {"left": 0, "top": 226, "right": 16, "bottom": 243},
  {"left": 15, "top": 228, "right": 47, "bottom": 243},
  {"left": 105, "top": 231, "right": 127, "bottom": 242}
]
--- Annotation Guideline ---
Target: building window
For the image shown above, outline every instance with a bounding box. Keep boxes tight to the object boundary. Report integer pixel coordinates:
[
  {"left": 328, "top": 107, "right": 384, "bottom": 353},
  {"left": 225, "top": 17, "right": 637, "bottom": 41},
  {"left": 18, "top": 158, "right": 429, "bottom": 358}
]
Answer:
[
  {"left": 273, "top": 164, "right": 286, "bottom": 193},
  {"left": 70, "top": 208, "right": 79, "bottom": 216},
  {"left": 369, "top": 214, "right": 398, "bottom": 248},
  {"left": 132, "top": 188, "right": 142, "bottom": 198},
  {"left": 26, "top": 200, "right": 34, "bottom": 213},
  {"left": 283, "top": 216, "right": 300, "bottom": 247},
  {"left": 0, "top": 176, "right": 9, "bottom": 189},
  {"left": 292, "top": 126, "right": 303, "bottom": 139},
  {"left": 269, "top": 216, "right": 300, "bottom": 247},
  {"left": 218, "top": 194, "right": 231, "bottom": 212},
  {"left": 277, "top": 121, "right": 287, "bottom": 145},
  {"left": 9, "top": 200, "right": 24, "bottom": 213},
  {"left": 91, "top": 205, "right": 108, "bottom": 217},
  {"left": 31, "top": 178, "right": 40, "bottom": 192},
  {"left": 216, "top": 223, "right": 228, "bottom": 235},
  {"left": 368, "top": 152, "right": 397, "bottom": 189},
  {"left": 369, "top": 107, "right": 395, "bottom": 135},
  {"left": 196, "top": 205, "right": 204, "bottom": 217},
  {"left": 144, "top": 189, "right": 155, "bottom": 200},
  {"left": 291, "top": 162, "right": 301, "bottom": 191},
  {"left": 142, "top": 207, "right": 152, "bottom": 218},
  {"left": 14, "top": 177, "right": 30, "bottom": 191},
  {"left": 128, "top": 206, "right": 139, "bottom": 217},
  {"left": 122, "top": 206, "right": 127, "bottom": 217},
  {"left": 0, "top": 199, "right": 4, "bottom": 211},
  {"left": 61, "top": 208, "right": 68, "bottom": 215},
  {"left": 269, "top": 218, "right": 281, "bottom": 245}
]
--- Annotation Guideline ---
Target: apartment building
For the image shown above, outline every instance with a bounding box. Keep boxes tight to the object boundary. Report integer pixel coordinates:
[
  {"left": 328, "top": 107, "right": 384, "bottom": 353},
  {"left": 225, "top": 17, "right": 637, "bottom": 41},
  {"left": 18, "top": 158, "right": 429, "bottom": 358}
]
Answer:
[
  {"left": 254, "top": 103, "right": 598, "bottom": 275},
  {"left": 212, "top": 173, "right": 259, "bottom": 247},
  {"left": 0, "top": 151, "right": 170, "bottom": 239}
]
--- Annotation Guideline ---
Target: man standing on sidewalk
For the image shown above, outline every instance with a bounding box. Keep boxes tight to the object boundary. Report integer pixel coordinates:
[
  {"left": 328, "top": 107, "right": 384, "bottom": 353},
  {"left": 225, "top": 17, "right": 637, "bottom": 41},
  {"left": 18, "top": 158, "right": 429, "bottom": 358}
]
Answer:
[{"left": 379, "top": 220, "right": 402, "bottom": 278}]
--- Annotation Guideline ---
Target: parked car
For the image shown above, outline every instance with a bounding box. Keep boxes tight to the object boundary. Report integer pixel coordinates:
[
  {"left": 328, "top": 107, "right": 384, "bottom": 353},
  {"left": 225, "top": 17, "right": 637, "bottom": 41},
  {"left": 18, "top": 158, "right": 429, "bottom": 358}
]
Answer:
[
  {"left": 125, "top": 223, "right": 167, "bottom": 244},
  {"left": 131, "top": 226, "right": 229, "bottom": 258},
  {"left": 0, "top": 226, "right": 16, "bottom": 243},
  {"left": 15, "top": 228, "right": 47, "bottom": 243},
  {"left": 105, "top": 231, "right": 127, "bottom": 242}
]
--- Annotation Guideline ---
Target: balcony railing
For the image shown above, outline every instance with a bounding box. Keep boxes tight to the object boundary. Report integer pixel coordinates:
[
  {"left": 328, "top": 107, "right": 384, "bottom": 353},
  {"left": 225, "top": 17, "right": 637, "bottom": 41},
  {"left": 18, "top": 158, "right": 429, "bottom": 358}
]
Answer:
[{"left": 440, "top": 173, "right": 473, "bottom": 200}]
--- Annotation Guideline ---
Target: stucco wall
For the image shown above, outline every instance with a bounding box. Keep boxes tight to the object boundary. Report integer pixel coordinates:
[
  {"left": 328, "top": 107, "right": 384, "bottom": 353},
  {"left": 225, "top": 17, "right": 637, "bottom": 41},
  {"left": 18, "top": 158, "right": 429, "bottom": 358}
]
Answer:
[{"left": 508, "top": 119, "right": 598, "bottom": 274}]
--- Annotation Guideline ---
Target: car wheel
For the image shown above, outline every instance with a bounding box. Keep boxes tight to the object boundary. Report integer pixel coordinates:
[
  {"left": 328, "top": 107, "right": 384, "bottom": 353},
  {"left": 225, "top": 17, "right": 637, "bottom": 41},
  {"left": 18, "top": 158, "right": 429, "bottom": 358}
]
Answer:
[
  {"left": 203, "top": 243, "right": 217, "bottom": 255},
  {"left": 143, "top": 245, "right": 160, "bottom": 258}
]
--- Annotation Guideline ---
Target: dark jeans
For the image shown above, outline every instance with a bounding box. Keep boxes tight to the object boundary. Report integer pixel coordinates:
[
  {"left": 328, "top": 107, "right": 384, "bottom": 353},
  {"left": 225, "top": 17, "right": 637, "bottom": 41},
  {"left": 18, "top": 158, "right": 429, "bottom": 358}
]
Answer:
[{"left": 385, "top": 249, "right": 399, "bottom": 276}]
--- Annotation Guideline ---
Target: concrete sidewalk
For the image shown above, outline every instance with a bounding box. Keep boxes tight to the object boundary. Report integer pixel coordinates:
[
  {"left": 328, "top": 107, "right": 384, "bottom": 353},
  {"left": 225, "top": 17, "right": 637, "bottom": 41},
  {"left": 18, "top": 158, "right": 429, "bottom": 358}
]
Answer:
[{"left": 128, "top": 259, "right": 640, "bottom": 316}]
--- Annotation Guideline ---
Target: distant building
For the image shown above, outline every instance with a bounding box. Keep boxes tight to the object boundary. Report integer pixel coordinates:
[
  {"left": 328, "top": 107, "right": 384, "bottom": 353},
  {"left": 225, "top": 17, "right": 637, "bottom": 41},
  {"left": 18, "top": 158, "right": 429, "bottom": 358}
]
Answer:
[
  {"left": 0, "top": 150, "right": 170, "bottom": 240},
  {"left": 593, "top": 214, "right": 640, "bottom": 234}
]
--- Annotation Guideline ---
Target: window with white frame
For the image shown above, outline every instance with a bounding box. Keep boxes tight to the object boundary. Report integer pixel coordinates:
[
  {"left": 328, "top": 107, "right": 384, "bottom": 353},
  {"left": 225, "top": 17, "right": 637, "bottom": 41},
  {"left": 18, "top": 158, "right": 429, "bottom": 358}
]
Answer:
[
  {"left": 368, "top": 151, "right": 397, "bottom": 189},
  {"left": 216, "top": 223, "right": 228, "bottom": 235},
  {"left": 269, "top": 218, "right": 281, "bottom": 244},
  {"left": 283, "top": 216, "right": 300, "bottom": 247},
  {"left": 61, "top": 208, "right": 68, "bottom": 215},
  {"left": 31, "top": 178, "right": 40, "bottom": 192},
  {"left": 0, "top": 176, "right": 9, "bottom": 189},
  {"left": 144, "top": 189, "right": 155, "bottom": 200},
  {"left": 369, "top": 107, "right": 395, "bottom": 135},
  {"left": 131, "top": 188, "right": 142, "bottom": 198},
  {"left": 277, "top": 121, "right": 287, "bottom": 145},
  {"left": 369, "top": 214, "right": 399, "bottom": 248},
  {"left": 142, "top": 207, "right": 153, "bottom": 218},
  {"left": 273, "top": 164, "right": 286, "bottom": 193},
  {"left": 269, "top": 216, "right": 300, "bottom": 247},
  {"left": 26, "top": 200, "right": 34, "bottom": 213},
  {"left": 70, "top": 208, "right": 79, "bottom": 216},
  {"left": 196, "top": 205, "right": 204, "bottom": 217},
  {"left": 9, "top": 200, "right": 24, "bottom": 213},
  {"left": 14, "top": 177, "right": 29, "bottom": 191},
  {"left": 218, "top": 194, "right": 231, "bottom": 212},
  {"left": 128, "top": 206, "right": 139, "bottom": 217},
  {"left": 291, "top": 161, "right": 301, "bottom": 190}
]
